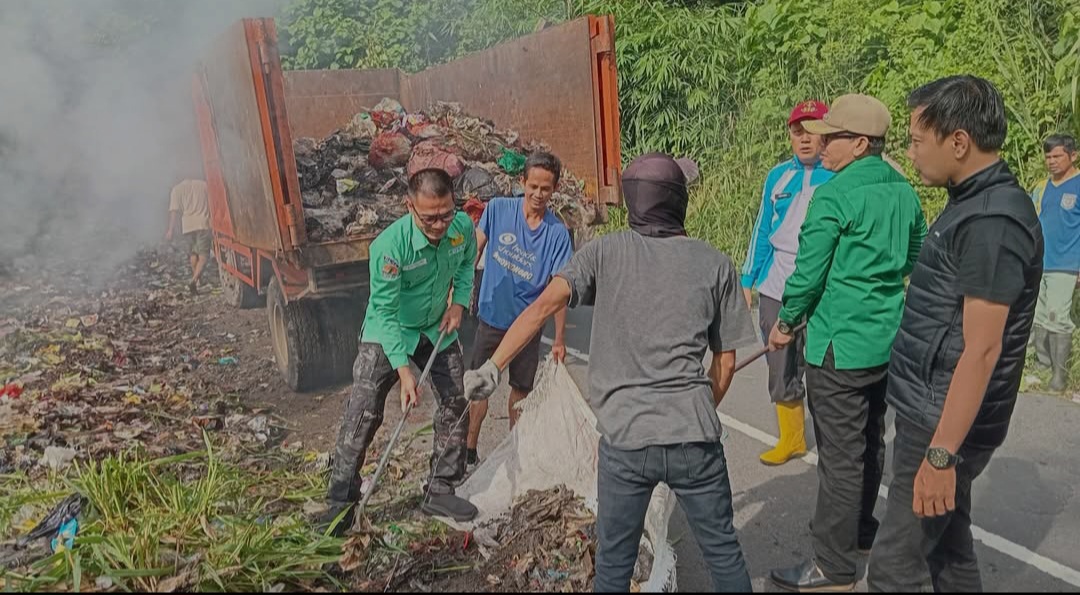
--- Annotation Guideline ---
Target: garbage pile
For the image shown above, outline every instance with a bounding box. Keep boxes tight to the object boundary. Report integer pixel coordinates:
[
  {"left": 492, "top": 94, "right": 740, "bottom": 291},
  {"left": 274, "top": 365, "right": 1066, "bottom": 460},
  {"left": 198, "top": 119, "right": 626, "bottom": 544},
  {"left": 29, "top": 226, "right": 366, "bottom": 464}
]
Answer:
[
  {"left": 0, "top": 248, "right": 288, "bottom": 477},
  {"left": 447, "top": 486, "right": 599, "bottom": 593},
  {"left": 340, "top": 481, "right": 653, "bottom": 593},
  {"left": 294, "top": 98, "right": 594, "bottom": 243}
]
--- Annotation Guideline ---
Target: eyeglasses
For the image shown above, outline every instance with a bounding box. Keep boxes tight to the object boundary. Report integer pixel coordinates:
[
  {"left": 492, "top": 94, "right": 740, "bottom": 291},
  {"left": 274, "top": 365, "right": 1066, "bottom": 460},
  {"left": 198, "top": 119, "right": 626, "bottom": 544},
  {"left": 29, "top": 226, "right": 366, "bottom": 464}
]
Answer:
[
  {"left": 412, "top": 207, "right": 456, "bottom": 226},
  {"left": 822, "top": 132, "right": 863, "bottom": 144}
]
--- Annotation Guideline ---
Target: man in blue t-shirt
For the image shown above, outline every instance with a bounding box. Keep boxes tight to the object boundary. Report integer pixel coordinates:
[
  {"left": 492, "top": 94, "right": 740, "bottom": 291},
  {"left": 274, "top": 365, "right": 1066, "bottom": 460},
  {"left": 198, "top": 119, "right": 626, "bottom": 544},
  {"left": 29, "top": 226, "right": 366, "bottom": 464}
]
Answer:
[
  {"left": 1031, "top": 134, "right": 1079, "bottom": 391},
  {"left": 466, "top": 151, "right": 574, "bottom": 465}
]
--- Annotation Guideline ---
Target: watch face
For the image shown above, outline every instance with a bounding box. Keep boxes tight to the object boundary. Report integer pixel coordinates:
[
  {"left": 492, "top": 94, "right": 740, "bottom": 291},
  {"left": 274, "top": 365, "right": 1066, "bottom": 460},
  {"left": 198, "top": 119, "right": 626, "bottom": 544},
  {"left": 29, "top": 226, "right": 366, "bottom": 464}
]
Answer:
[{"left": 927, "top": 448, "right": 953, "bottom": 469}]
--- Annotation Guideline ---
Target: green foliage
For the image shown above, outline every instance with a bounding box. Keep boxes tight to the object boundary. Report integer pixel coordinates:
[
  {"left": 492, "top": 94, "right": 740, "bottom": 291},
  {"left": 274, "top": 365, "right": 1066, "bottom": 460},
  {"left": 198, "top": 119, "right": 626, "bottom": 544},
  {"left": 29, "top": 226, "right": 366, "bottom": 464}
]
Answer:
[
  {"left": 280, "top": 0, "right": 463, "bottom": 71},
  {"left": 1, "top": 443, "right": 343, "bottom": 592}
]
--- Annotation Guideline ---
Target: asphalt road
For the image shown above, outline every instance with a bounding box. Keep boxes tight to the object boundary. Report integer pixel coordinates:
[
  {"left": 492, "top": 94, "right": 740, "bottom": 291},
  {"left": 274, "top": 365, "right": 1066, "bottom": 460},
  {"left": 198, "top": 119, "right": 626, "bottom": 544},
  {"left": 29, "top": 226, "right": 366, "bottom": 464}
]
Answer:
[{"left": 459, "top": 306, "right": 1080, "bottom": 593}]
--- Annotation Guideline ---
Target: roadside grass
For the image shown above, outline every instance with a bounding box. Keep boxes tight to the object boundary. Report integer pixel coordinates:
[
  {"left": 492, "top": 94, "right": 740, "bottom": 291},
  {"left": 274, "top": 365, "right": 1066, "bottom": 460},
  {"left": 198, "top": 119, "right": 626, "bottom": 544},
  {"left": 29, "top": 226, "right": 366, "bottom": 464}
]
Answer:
[{"left": 0, "top": 437, "right": 345, "bottom": 593}]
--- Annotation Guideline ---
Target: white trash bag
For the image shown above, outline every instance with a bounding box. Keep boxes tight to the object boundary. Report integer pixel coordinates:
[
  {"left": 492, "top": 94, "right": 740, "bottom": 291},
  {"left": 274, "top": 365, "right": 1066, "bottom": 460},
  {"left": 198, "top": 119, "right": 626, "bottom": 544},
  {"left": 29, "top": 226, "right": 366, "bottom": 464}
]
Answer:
[{"left": 448, "top": 357, "right": 678, "bottom": 591}]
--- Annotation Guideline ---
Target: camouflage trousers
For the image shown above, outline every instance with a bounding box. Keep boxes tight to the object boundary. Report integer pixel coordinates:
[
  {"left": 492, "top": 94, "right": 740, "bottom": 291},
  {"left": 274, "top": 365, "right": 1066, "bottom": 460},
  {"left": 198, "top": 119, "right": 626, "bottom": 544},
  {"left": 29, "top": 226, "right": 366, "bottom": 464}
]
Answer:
[{"left": 326, "top": 337, "right": 468, "bottom": 512}]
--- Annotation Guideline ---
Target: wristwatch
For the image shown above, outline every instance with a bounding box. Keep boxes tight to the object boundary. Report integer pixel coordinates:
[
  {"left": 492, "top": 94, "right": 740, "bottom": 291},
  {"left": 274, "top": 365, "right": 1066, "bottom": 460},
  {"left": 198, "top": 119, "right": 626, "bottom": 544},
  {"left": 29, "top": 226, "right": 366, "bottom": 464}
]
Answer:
[
  {"left": 777, "top": 320, "right": 794, "bottom": 336},
  {"left": 926, "top": 447, "right": 962, "bottom": 470}
]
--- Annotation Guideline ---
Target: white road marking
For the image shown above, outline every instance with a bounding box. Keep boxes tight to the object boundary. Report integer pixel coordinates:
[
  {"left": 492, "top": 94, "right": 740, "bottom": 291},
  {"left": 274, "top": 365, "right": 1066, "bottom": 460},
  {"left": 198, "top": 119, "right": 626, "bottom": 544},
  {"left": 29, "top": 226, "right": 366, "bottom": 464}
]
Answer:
[{"left": 541, "top": 335, "right": 1080, "bottom": 588}]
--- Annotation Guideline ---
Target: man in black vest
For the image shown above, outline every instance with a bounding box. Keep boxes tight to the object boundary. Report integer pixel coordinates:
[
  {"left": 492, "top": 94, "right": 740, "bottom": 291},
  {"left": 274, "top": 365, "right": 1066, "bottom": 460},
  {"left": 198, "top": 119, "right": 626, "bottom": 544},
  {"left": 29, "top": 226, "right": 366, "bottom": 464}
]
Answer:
[{"left": 868, "top": 76, "right": 1043, "bottom": 592}]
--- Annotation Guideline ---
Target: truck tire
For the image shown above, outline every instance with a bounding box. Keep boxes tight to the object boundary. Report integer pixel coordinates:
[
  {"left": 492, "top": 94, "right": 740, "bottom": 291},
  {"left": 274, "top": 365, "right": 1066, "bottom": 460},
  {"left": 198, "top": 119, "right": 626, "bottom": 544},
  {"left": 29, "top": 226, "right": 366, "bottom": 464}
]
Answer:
[
  {"left": 267, "top": 278, "right": 324, "bottom": 392},
  {"left": 219, "top": 250, "right": 263, "bottom": 309},
  {"left": 316, "top": 296, "right": 365, "bottom": 383}
]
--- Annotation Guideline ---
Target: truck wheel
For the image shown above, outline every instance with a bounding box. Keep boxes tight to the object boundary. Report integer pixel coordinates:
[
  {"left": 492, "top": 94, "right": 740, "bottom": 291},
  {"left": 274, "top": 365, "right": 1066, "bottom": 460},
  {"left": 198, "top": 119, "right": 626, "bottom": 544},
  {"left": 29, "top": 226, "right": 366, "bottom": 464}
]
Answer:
[
  {"left": 316, "top": 296, "right": 365, "bottom": 383},
  {"left": 267, "top": 278, "right": 323, "bottom": 392},
  {"left": 219, "top": 250, "right": 263, "bottom": 309}
]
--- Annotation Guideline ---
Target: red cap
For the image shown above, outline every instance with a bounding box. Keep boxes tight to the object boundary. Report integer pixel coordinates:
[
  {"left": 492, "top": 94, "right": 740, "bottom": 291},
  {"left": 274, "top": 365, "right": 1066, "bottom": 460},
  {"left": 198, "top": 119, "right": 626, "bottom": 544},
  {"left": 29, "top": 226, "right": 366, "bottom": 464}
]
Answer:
[{"left": 788, "top": 100, "right": 829, "bottom": 126}]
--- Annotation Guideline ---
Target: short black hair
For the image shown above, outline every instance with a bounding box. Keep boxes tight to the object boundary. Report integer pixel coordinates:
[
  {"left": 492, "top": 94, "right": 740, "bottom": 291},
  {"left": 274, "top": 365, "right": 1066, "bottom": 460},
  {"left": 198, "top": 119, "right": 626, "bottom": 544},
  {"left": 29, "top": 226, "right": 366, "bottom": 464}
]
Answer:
[
  {"left": 867, "top": 137, "right": 886, "bottom": 156},
  {"left": 523, "top": 151, "right": 562, "bottom": 185},
  {"left": 907, "top": 75, "right": 1007, "bottom": 151},
  {"left": 1044, "top": 134, "right": 1077, "bottom": 154},
  {"left": 408, "top": 168, "right": 454, "bottom": 198}
]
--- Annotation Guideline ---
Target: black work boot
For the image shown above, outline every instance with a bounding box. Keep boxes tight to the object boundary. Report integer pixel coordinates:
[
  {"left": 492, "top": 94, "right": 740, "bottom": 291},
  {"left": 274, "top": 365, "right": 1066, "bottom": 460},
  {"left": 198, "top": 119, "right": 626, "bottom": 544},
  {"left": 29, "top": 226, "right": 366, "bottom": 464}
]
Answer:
[
  {"left": 1033, "top": 326, "right": 1051, "bottom": 369},
  {"left": 466, "top": 448, "right": 479, "bottom": 467},
  {"left": 421, "top": 494, "right": 478, "bottom": 522},
  {"left": 316, "top": 503, "right": 355, "bottom": 538},
  {"left": 770, "top": 559, "right": 855, "bottom": 592},
  {"left": 1049, "top": 332, "right": 1072, "bottom": 392}
]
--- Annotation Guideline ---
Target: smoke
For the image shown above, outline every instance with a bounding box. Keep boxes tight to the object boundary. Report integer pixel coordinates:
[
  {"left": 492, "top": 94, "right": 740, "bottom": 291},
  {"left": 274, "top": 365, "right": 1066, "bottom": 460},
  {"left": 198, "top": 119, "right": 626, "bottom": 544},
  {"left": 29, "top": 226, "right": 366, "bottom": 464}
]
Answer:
[{"left": 0, "top": 0, "right": 284, "bottom": 283}]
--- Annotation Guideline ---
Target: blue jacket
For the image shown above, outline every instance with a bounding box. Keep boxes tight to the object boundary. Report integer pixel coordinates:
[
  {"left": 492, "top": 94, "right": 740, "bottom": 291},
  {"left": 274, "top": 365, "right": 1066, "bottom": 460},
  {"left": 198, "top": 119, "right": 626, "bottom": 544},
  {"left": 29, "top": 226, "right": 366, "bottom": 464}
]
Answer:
[{"left": 741, "top": 157, "right": 834, "bottom": 289}]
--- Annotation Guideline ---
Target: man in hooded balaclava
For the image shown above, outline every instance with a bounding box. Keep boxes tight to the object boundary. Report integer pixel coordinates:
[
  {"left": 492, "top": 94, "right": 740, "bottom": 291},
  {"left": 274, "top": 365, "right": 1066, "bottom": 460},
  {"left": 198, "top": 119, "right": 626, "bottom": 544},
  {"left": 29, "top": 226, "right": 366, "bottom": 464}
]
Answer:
[{"left": 464, "top": 152, "right": 759, "bottom": 592}]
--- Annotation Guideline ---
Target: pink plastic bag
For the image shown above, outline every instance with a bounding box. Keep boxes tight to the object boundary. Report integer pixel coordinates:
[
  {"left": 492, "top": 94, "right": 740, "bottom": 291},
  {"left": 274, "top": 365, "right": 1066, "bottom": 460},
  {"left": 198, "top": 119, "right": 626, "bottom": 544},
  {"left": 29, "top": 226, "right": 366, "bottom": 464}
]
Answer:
[{"left": 407, "top": 140, "right": 464, "bottom": 178}]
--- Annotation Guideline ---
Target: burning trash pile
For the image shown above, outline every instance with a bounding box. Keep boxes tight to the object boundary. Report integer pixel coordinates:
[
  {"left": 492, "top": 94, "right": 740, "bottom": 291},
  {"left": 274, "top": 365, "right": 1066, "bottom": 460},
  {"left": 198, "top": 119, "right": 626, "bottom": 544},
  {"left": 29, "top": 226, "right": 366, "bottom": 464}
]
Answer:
[{"left": 294, "top": 98, "right": 595, "bottom": 243}]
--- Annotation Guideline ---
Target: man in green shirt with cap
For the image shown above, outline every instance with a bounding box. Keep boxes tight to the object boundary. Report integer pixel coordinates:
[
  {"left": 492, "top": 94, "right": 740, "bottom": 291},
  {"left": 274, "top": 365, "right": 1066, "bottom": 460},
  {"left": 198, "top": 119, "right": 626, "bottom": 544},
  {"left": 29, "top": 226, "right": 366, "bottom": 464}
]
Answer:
[
  {"left": 323, "top": 168, "right": 478, "bottom": 532},
  {"left": 767, "top": 94, "right": 928, "bottom": 591}
]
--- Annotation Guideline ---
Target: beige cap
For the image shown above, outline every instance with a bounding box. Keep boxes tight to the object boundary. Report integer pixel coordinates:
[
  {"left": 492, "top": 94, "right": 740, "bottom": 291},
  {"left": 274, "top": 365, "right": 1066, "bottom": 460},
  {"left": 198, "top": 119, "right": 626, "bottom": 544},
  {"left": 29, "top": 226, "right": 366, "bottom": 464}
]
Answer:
[{"left": 803, "top": 94, "right": 891, "bottom": 138}]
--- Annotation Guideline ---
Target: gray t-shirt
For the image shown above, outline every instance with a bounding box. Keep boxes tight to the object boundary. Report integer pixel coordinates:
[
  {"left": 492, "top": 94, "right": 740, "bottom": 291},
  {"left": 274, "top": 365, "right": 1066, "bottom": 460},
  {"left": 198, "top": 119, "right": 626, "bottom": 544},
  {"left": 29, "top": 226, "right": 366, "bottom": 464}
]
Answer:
[{"left": 557, "top": 231, "right": 758, "bottom": 449}]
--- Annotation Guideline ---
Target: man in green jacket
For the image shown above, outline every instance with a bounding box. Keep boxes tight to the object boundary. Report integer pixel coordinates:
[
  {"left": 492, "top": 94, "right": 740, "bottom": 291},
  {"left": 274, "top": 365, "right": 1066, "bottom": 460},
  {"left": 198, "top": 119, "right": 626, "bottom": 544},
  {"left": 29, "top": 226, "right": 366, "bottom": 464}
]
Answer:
[
  {"left": 323, "top": 169, "right": 478, "bottom": 533},
  {"left": 767, "top": 94, "right": 928, "bottom": 591}
]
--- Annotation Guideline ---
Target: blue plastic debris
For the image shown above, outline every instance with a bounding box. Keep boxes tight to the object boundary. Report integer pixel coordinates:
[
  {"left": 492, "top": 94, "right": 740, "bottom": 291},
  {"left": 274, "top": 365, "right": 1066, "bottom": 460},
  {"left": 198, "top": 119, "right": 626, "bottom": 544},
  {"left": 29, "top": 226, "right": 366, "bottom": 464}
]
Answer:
[{"left": 51, "top": 518, "right": 78, "bottom": 552}]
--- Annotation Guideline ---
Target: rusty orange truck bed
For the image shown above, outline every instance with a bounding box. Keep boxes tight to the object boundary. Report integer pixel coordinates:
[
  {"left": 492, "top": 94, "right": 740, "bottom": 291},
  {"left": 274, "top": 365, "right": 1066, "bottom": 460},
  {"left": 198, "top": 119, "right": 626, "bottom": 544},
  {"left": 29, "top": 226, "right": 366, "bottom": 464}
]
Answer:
[{"left": 192, "top": 17, "right": 621, "bottom": 391}]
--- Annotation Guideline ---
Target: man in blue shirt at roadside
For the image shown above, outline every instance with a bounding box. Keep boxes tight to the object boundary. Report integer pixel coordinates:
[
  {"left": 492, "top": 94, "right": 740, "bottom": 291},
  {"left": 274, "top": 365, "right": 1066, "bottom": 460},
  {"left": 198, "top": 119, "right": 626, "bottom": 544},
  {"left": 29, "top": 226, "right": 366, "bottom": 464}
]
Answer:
[
  {"left": 741, "top": 100, "right": 835, "bottom": 466},
  {"left": 1030, "top": 134, "right": 1079, "bottom": 392},
  {"left": 465, "top": 151, "right": 573, "bottom": 465}
]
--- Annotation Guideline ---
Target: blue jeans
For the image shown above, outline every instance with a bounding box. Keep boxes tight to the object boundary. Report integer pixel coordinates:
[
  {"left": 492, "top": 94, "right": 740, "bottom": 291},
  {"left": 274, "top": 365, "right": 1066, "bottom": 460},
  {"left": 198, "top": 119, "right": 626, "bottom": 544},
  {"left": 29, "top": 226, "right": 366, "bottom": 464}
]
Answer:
[{"left": 595, "top": 438, "right": 752, "bottom": 592}]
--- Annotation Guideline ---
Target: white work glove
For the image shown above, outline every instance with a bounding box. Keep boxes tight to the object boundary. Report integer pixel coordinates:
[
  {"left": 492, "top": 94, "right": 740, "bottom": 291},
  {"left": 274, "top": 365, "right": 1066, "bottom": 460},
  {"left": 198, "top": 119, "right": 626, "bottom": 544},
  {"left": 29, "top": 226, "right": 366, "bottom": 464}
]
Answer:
[{"left": 464, "top": 359, "right": 500, "bottom": 402}]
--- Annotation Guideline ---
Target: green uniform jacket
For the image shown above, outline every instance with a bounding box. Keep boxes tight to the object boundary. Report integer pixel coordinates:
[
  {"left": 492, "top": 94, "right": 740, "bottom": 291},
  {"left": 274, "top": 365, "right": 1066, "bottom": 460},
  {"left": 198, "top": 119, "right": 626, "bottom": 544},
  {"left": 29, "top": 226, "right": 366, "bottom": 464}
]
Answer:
[
  {"left": 779, "top": 156, "right": 928, "bottom": 370},
  {"left": 361, "top": 213, "right": 477, "bottom": 370}
]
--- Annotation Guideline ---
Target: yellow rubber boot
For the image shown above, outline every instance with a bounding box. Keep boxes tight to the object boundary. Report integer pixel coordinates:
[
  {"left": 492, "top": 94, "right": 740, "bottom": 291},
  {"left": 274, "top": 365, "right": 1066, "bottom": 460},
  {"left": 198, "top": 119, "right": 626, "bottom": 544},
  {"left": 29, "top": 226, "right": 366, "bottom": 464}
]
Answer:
[{"left": 759, "top": 401, "right": 808, "bottom": 466}]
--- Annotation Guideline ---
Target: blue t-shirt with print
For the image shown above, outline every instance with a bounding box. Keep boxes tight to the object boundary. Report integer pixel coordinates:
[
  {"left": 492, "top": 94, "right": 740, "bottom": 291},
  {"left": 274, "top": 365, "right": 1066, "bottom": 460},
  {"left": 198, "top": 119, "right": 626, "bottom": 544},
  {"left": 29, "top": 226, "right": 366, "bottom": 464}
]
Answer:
[
  {"left": 478, "top": 197, "right": 573, "bottom": 330},
  {"left": 1034, "top": 173, "right": 1080, "bottom": 273}
]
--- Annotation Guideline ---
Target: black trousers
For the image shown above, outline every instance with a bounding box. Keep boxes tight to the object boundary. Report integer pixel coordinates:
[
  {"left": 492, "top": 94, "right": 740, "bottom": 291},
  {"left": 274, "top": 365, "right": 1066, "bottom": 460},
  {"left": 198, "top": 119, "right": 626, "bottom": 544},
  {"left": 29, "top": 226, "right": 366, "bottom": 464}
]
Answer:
[
  {"left": 806, "top": 346, "right": 888, "bottom": 583},
  {"left": 868, "top": 417, "right": 995, "bottom": 592},
  {"left": 325, "top": 336, "right": 468, "bottom": 513}
]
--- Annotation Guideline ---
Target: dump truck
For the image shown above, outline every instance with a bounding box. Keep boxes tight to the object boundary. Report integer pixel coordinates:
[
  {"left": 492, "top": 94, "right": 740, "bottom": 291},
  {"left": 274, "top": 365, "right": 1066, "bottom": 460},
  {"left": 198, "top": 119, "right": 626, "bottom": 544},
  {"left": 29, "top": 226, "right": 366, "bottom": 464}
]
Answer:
[{"left": 191, "top": 17, "right": 622, "bottom": 392}]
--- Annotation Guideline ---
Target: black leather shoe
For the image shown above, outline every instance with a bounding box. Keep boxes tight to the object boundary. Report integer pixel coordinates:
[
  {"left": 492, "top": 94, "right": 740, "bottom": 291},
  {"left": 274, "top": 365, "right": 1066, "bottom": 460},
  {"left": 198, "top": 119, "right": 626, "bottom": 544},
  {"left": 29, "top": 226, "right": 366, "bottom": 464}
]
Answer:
[
  {"left": 770, "top": 559, "right": 855, "bottom": 592},
  {"left": 421, "top": 494, "right": 478, "bottom": 522}
]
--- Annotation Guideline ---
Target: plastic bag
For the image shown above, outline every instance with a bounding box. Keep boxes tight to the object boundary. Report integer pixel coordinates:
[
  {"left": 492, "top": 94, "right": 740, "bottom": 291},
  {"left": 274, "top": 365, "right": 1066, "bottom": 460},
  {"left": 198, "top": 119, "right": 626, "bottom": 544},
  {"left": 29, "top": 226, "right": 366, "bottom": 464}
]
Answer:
[
  {"left": 407, "top": 140, "right": 465, "bottom": 179},
  {"left": 370, "top": 97, "right": 405, "bottom": 130},
  {"left": 450, "top": 359, "right": 677, "bottom": 592},
  {"left": 455, "top": 167, "right": 497, "bottom": 205},
  {"left": 346, "top": 112, "right": 377, "bottom": 139},
  {"left": 368, "top": 132, "right": 412, "bottom": 169},
  {"left": 462, "top": 196, "right": 486, "bottom": 225},
  {"left": 17, "top": 493, "right": 83, "bottom": 548},
  {"left": 497, "top": 148, "right": 527, "bottom": 175}
]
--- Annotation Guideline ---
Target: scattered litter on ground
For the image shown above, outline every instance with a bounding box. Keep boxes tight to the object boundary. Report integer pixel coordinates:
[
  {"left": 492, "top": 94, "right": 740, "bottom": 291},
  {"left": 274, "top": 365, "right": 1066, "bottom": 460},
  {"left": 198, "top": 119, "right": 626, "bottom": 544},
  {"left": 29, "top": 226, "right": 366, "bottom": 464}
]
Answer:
[
  {"left": 294, "top": 100, "right": 596, "bottom": 243},
  {"left": 38, "top": 447, "right": 77, "bottom": 471},
  {"left": 337, "top": 480, "right": 652, "bottom": 593},
  {"left": 0, "top": 247, "right": 291, "bottom": 479}
]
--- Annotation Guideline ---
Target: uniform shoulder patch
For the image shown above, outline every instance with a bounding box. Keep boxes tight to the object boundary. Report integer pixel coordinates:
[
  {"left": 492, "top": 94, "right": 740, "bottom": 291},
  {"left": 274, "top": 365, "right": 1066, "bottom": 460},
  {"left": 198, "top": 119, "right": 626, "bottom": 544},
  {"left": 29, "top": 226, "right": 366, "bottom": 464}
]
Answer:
[{"left": 381, "top": 254, "right": 400, "bottom": 280}]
